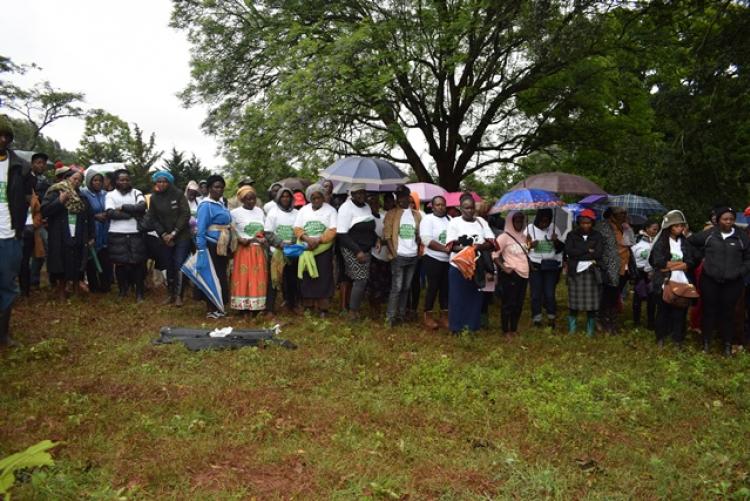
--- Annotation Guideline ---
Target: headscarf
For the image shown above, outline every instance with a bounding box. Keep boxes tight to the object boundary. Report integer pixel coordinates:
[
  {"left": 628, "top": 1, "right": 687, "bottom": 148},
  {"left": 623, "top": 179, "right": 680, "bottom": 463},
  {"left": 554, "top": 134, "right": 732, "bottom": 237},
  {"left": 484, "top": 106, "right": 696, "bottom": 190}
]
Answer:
[
  {"left": 151, "top": 170, "right": 174, "bottom": 184},
  {"left": 185, "top": 180, "right": 200, "bottom": 196},
  {"left": 410, "top": 192, "right": 420, "bottom": 210},
  {"left": 236, "top": 185, "right": 256, "bottom": 203},
  {"left": 84, "top": 169, "right": 103, "bottom": 190},
  {"left": 503, "top": 210, "right": 527, "bottom": 243},
  {"left": 306, "top": 183, "right": 325, "bottom": 201},
  {"left": 275, "top": 187, "right": 294, "bottom": 212}
]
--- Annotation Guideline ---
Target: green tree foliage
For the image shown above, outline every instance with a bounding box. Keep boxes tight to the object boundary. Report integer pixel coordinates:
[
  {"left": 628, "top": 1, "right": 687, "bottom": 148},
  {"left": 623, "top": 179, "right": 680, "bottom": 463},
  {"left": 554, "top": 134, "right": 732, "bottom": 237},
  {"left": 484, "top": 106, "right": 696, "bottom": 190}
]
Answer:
[
  {"left": 4, "top": 116, "right": 76, "bottom": 163},
  {"left": 127, "top": 124, "right": 163, "bottom": 192},
  {"left": 171, "top": 0, "right": 625, "bottom": 190},
  {"left": 76, "top": 109, "right": 131, "bottom": 165},
  {"left": 162, "top": 147, "right": 212, "bottom": 190}
]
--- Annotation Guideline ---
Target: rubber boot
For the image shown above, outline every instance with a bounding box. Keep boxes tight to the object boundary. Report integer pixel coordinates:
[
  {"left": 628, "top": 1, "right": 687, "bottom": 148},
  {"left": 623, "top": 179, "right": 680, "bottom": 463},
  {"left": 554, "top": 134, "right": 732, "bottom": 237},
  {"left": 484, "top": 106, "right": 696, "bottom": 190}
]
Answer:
[
  {"left": 423, "top": 311, "right": 438, "bottom": 330},
  {"left": 0, "top": 309, "right": 16, "bottom": 347},
  {"left": 586, "top": 314, "right": 596, "bottom": 338},
  {"left": 567, "top": 315, "right": 577, "bottom": 335},
  {"left": 438, "top": 310, "right": 450, "bottom": 329}
]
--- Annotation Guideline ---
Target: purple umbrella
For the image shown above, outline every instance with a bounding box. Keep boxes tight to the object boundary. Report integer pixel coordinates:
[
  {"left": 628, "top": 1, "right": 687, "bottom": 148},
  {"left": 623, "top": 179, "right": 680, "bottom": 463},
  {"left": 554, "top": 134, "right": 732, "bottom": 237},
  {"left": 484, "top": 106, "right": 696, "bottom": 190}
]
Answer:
[
  {"left": 579, "top": 194, "right": 609, "bottom": 205},
  {"left": 511, "top": 172, "right": 606, "bottom": 195},
  {"left": 406, "top": 182, "right": 447, "bottom": 201}
]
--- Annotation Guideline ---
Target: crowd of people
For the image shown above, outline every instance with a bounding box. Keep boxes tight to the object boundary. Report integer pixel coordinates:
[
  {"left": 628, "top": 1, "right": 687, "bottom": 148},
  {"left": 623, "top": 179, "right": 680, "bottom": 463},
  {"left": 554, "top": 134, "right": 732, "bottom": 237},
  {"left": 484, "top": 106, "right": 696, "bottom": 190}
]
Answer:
[{"left": 1, "top": 116, "right": 750, "bottom": 357}]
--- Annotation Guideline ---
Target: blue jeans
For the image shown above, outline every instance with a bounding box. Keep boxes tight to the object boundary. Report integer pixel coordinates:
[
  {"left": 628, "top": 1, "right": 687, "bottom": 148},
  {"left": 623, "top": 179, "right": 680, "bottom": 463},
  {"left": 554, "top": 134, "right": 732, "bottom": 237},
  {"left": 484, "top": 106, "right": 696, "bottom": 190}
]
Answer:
[
  {"left": 386, "top": 255, "right": 417, "bottom": 321},
  {"left": 0, "top": 238, "right": 22, "bottom": 311},
  {"left": 529, "top": 266, "right": 560, "bottom": 321},
  {"left": 161, "top": 239, "right": 191, "bottom": 297}
]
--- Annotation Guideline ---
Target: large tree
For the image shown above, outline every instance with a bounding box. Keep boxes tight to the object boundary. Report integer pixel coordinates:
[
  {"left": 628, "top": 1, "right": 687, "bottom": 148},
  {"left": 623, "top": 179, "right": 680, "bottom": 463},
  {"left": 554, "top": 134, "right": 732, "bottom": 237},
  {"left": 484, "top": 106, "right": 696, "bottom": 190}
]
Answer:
[
  {"left": 172, "top": 0, "right": 629, "bottom": 189},
  {"left": 76, "top": 109, "right": 132, "bottom": 165},
  {"left": 162, "top": 147, "right": 212, "bottom": 189}
]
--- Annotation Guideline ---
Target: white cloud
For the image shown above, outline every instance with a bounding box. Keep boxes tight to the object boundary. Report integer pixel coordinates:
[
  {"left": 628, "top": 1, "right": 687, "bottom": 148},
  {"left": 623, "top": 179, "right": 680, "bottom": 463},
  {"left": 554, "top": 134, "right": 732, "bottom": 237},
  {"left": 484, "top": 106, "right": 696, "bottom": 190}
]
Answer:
[{"left": 2, "top": 0, "right": 222, "bottom": 169}]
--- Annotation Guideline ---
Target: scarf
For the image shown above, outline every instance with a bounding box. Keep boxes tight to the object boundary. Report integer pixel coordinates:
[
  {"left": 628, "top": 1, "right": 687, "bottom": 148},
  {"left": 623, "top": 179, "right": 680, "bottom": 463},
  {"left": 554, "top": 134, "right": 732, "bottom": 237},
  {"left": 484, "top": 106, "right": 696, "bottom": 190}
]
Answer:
[{"left": 49, "top": 179, "right": 85, "bottom": 214}]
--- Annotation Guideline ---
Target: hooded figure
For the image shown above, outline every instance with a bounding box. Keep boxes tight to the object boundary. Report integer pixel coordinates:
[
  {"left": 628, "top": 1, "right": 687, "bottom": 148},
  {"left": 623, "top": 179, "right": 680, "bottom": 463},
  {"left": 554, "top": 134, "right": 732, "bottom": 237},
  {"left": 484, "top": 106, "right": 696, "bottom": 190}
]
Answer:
[
  {"left": 81, "top": 170, "right": 113, "bottom": 293},
  {"left": 495, "top": 211, "right": 529, "bottom": 335}
]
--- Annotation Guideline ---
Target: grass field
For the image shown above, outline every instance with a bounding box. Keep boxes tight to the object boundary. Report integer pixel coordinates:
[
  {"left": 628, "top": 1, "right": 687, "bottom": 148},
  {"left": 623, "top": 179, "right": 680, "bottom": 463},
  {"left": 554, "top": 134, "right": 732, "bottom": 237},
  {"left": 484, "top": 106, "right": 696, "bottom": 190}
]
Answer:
[{"left": 2, "top": 289, "right": 750, "bottom": 500}]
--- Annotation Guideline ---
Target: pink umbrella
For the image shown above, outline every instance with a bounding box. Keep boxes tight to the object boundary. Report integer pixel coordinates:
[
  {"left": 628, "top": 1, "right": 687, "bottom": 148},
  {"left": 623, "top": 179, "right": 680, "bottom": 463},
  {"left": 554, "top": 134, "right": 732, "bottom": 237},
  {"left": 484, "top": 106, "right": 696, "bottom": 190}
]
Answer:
[
  {"left": 406, "top": 182, "right": 447, "bottom": 201},
  {"left": 445, "top": 191, "right": 482, "bottom": 208}
]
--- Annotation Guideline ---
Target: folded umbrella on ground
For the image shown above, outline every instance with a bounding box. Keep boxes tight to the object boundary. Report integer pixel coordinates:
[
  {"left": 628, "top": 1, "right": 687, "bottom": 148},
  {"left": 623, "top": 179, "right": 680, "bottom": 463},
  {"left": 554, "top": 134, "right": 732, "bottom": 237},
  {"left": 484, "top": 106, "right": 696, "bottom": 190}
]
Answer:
[{"left": 153, "top": 325, "right": 297, "bottom": 351}]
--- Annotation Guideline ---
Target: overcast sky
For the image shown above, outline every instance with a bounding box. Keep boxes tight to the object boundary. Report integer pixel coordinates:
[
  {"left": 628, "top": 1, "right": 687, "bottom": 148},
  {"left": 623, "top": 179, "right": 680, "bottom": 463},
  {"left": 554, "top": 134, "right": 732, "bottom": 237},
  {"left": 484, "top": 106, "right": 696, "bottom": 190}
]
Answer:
[{"left": 3, "top": 0, "right": 221, "bottom": 168}]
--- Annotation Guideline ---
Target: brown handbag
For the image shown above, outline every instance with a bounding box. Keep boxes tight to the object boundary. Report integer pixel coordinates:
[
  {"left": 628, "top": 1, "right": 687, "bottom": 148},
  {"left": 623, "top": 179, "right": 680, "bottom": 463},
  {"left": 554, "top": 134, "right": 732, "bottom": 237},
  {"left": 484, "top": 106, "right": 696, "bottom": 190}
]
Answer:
[{"left": 662, "top": 280, "right": 699, "bottom": 309}]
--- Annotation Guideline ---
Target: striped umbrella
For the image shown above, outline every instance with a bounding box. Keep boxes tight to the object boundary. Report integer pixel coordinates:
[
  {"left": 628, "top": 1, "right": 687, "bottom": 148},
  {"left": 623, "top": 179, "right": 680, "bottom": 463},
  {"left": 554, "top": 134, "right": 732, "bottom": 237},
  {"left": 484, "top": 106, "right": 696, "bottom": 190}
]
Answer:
[
  {"left": 608, "top": 194, "right": 666, "bottom": 217},
  {"left": 489, "top": 189, "right": 564, "bottom": 214},
  {"left": 321, "top": 156, "right": 409, "bottom": 185}
]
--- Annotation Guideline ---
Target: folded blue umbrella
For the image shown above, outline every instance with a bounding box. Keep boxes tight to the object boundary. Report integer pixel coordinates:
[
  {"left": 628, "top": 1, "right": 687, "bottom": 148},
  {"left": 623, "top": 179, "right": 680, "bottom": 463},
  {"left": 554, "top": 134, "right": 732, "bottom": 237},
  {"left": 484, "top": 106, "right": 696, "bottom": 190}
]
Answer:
[
  {"left": 181, "top": 251, "right": 224, "bottom": 313},
  {"left": 283, "top": 243, "right": 308, "bottom": 258}
]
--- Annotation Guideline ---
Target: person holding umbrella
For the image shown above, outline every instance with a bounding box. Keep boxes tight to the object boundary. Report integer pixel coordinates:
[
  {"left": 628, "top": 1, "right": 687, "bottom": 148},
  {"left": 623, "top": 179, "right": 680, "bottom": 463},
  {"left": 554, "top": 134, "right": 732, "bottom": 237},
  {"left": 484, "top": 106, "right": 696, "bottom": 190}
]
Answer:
[
  {"left": 294, "top": 183, "right": 338, "bottom": 317},
  {"left": 336, "top": 184, "right": 377, "bottom": 321},
  {"left": 196, "top": 175, "right": 234, "bottom": 318},
  {"left": 527, "top": 208, "right": 566, "bottom": 328},
  {"left": 564, "top": 209, "right": 604, "bottom": 336}
]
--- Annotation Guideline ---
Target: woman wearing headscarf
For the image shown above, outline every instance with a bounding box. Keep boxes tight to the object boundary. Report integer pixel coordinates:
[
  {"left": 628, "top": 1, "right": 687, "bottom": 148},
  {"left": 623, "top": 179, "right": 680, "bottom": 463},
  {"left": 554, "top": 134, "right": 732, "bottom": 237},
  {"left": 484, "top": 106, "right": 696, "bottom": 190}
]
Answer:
[
  {"left": 527, "top": 208, "right": 566, "bottom": 328},
  {"left": 294, "top": 183, "right": 338, "bottom": 317},
  {"left": 336, "top": 184, "right": 377, "bottom": 321},
  {"left": 446, "top": 195, "right": 494, "bottom": 334},
  {"left": 689, "top": 206, "right": 750, "bottom": 355},
  {"left": 196, "top": 175, "right": 233, "bottom": 318},
  {"left": 106, "top": 169, "right": 147, "bottom": 302},
  {"left": 147, "top": 171, "right": 191, "bottom": 306},
  {"left": 419, "top": 195, "right": 451, "bottom": 329},
  {"left": 595, "top": 207, "right": 632, "bottom": 333},
  {"left": 41, "top": 169, "right": 94, "bottom": 299},
  {"left": 649, "top": 210, "right": 697, "bottom": 348},
  {"left": 81, "top": 170, "right": 112, "bottom": 293},
  {"left": 565, "top": 209, "right": 604, "bottom": 336},
  {"left": 495, "top": 211, "right": 530, "bottom": 336},
  {"left": 230, "top": 185, "right": 267, "bottom": 313},
  {"left": 265, "top": 187, "right": 300, "bottom": 314}
]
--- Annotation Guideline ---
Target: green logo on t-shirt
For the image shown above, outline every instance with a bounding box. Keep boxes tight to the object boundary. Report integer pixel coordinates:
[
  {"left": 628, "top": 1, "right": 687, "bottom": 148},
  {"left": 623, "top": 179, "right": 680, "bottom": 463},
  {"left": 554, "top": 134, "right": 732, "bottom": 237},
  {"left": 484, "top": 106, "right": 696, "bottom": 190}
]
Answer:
[
  {"left": 0, "top": 182, "right": 7, "bottom": 203},
  {"left": 244, "top": 222, "right": 264, "bottom": 237},
  {"left": 536, "top": 240, "right": 555, "bottom": 254},
  {"left": 304, "top": 220, "right": 327, "bottom": 237},
  {"left": 276, "top": 224, "right": 294, "bottom": 242},
  {"left": 399, "top": 224, "right": 415, "bottom": 240},
  {"left": 438, "top": 230, "right": 447, "bottom": 244}
]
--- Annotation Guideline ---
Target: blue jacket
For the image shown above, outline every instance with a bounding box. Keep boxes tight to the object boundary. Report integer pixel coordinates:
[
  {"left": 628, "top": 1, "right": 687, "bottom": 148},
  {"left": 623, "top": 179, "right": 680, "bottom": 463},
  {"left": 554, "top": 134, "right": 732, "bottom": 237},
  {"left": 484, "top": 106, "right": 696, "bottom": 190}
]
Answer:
[{"left": 196, "top": 199, "right": 231, "bottom": 250}]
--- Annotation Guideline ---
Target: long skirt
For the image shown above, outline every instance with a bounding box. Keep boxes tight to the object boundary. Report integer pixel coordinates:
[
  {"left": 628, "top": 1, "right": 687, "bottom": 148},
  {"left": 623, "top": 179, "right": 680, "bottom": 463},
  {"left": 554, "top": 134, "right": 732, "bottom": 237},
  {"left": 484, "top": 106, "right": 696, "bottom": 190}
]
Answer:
[
  {"left": 448, "top": 266, "right": 483, "bottom": 332},
  {"left": 301, "top": 248, "right": 335, "bottom": 299},
  {"left": 231, "top": 244, "right": 268, "bottom": 310},
  {"left": 567, "top": 267, "right": 601, "bottom": 312}
]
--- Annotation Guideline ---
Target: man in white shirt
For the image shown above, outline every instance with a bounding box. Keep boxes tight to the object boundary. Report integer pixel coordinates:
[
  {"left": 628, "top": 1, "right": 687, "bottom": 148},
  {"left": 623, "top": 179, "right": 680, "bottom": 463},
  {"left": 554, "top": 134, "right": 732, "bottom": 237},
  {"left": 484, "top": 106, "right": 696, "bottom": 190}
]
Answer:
[{"left": 0, "top": 116, "right": 34, "bottom": 347}]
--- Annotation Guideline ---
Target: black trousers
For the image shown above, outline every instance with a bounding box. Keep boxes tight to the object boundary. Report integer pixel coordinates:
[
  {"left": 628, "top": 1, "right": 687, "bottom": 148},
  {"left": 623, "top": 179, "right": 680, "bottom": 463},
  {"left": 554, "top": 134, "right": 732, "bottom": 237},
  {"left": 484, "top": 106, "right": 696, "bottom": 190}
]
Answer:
[
  {"left": 19, "top": 227, "right": 34, "bottom": 296},
  {"left": 115, "top": 262, "right": 145, "bottom": 297},
  {"left": 633, "top": 270, "right": 656, "bottom": 328},
  {"left": 655, "top": 295, "right": 687, "bottom": 342},
  {"left": 86, "top": 247, "right": 113, "bottom": 293},
  {"left": 267, "top": 258, "right": 300, "bottom": 311},
  {"left": 600, "top": 275, "right": 628, "bottom": 330},
  {"left": 422, "top": 255, "right": 449, "bottom": 311},
  {"left": 700, "top": 274, "right": 744, "bottom": 346},
  {"left": 500, "top": 271, "right": 528, "bottom": 333}
]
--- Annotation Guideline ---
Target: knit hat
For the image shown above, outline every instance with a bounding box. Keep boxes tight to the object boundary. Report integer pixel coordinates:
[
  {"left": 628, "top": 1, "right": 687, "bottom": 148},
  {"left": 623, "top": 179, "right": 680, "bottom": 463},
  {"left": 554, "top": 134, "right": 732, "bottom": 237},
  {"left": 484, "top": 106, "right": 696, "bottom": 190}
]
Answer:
[
  {"left": 578, "top": 208, "right": 596, "bottom": 221},
  {"left": 151, "top": 170, "right": 174, "bottom": 184},
  {"left": 661, "top": 210, "right": 688, "bottom": 229},
  {"left": 714, "top": 206, "right": 736, "bottom": 220},
  {"left": 0, "top": 115, "right": 14, "bottom": 141}
]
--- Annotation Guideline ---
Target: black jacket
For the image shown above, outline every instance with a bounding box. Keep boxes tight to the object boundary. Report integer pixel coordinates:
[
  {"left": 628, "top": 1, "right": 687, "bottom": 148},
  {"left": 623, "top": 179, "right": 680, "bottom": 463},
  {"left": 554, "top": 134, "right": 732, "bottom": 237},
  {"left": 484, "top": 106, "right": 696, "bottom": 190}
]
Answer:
[
  {"left": 689, "top": 226, "right": 750, "bottom": 283},
  {"left": 146, "top": 185, "right": 191, "bottom": 242},
  {"left": 564, "top": 229, "right": 604, "bottom": 276},
  {"left": 649, "top": 234, "right": 697, "bottom": 289},
  {"left": 4, "top": 150, "right": 34, "bottom": 238},
  {"left": 40, "top": 188, "right": 95, "bottom": 275}
]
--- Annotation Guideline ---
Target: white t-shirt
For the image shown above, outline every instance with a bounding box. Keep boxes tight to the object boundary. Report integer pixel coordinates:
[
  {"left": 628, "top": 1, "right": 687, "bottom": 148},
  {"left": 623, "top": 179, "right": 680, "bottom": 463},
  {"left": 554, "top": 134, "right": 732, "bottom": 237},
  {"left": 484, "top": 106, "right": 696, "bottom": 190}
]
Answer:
[
  {"left": 576, "top": 234, "right": 594, "bottom": 273},
  {"left": 721, "top": 228, "right": 735, "bottom": 240},
  {"left": 336, "top": 199, "right": 374, "bottom": 234},
  {"left": 264, "top": 206, "right": 298, "bottom": 253},
  {"left": 263, "top": 200, "right": 277, "bottom": 215},
  {"left": 446, "top": 216, "right": 494, "bottom": 267},
  {"left": 294, "top": 203, "right": 337, "bottom": 237},
  {"left": 669, "top": 237, "right": 689, "bottom": 284},
  {"left": 396, "top": 209, "right": 418, "bottom": 257},
  {"left": 632, "top": 239, "right": 653, "bottom": 272},
  {"left": 231, "top": 206, "right": 265, "bottom": 240},
  {"left": 420, "top": 213, "right": 451, "bottom": 262},
  {"left": 0, "top": 157, "right": 13, "bottom": 238},
  {"left": 105, "top": 188, "right": 144, "bottom": 234},
  {"left": 527, "top": 223, "right": 565, "bottom": 264}
]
